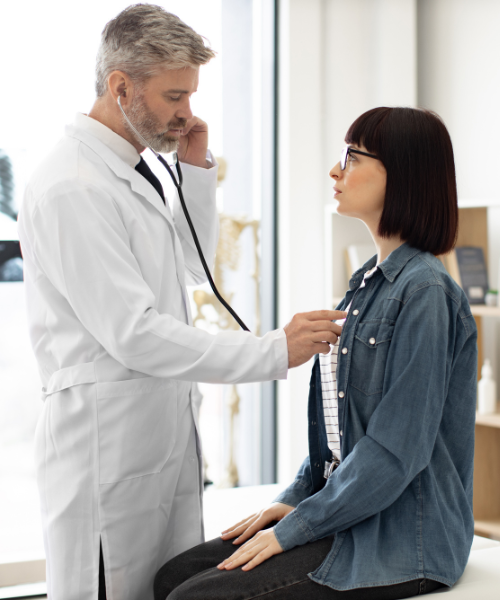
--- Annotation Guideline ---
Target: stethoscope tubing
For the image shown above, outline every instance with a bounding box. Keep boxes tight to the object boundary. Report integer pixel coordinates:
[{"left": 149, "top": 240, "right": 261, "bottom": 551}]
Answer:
[
  {"left": 156, "top": 154, "right": 250, "bottom": 332},
  {"left": 117, "top": 94, "right": 250, "bottom": 332}
]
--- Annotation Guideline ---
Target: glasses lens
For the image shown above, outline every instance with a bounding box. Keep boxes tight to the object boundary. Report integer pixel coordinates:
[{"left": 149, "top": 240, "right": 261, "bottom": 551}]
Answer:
[{"left": 340, "top": 147, "right": 348, "bottom": 170}]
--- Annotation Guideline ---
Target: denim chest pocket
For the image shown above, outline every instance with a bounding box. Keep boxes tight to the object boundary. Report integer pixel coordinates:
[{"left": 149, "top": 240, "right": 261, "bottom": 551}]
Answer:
[{"left": 349, "top": 320, "right": 395, "bottom": 396}]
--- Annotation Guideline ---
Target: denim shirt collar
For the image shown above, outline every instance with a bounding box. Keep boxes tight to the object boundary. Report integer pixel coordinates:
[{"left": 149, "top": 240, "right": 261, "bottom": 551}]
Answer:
[{"left": 348, "top": 242, "right": 421, "bottom": 290}]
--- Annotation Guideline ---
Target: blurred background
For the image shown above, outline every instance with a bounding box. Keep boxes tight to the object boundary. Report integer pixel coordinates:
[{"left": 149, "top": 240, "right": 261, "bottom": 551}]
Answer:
[{"left": 2, "top": 0, "right": 500, "bottom": 590}]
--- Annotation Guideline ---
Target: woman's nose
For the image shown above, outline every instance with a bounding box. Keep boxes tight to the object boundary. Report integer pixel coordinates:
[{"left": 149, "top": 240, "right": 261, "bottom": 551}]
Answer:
[{"left": 329, "top": 162, "right": 341, "bottom": 179}]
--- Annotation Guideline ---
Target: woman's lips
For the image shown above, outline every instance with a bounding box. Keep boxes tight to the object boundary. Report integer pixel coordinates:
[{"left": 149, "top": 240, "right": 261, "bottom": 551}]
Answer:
[{"left": 333, "top": 187, "right": 342, "bottom": 196}]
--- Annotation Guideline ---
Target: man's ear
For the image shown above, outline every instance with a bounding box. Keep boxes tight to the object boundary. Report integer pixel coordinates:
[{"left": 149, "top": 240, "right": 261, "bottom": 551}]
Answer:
[{"left": 107, "top": 71, "right": 131, "bottom": 104}]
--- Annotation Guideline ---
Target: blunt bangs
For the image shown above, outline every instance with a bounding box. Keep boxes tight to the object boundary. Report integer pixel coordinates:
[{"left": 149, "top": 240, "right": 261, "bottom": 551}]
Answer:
[{"left": 345, "top": 107, "right": 458, "bottom": 256}]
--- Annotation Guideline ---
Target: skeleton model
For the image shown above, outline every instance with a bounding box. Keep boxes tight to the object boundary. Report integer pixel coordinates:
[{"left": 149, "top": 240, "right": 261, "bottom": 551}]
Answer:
[{"left": 192, "top": 158, "right": 261, "bottom": 487}]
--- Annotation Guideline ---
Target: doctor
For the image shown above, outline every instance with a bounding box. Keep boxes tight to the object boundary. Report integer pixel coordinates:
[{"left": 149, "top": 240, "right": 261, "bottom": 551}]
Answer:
[{"left": 18, "top": 5, "right": 344, "bottom": 600}]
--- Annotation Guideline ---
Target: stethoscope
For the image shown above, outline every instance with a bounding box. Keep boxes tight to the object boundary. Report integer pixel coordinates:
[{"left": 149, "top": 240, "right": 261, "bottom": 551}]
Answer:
[{"left": 118, "top": 95, "right": 250, "bottom": 332}]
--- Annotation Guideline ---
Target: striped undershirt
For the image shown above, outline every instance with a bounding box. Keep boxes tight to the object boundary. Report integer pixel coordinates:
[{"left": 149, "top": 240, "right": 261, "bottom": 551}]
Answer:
[{"left": 320, "top": 266, "right": 378, "bottom": 460}]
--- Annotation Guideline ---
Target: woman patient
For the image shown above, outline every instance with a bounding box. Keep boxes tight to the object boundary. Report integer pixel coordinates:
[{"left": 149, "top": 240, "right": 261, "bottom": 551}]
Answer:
[{"left": 154, "top": 107, "right": 477, "bottom": 600}]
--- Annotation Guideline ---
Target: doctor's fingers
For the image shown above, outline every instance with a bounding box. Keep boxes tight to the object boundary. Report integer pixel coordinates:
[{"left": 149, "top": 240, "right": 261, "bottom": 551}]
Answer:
[
  {"left": 302, "top": 309, "right": 348, "bottom": 322},
  {"left": 317, "top": 341, "right": 334, "bottom": 355},
  {"left": 309, "top": 320, "right": 343, "bottom": 336},
  {"left": 181, "top": 115, "right": 208, "bottom": 135},
  {"left": 311, "top": 330, "right": 339, "bottom": 346}
]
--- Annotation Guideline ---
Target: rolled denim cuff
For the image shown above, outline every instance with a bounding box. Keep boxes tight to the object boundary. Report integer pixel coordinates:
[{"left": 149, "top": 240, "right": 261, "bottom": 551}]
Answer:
[
  {"left": 273, "top": 480, "right": 312, "bottom": 507},
  {"left": 273, "top": 509, "right": 314, "bottom": 551}
]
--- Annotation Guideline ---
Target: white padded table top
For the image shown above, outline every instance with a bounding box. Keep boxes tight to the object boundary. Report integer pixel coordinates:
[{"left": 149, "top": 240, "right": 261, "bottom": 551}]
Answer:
[{"left": 203, "top": 484, "right": 500, "bottom": 599}]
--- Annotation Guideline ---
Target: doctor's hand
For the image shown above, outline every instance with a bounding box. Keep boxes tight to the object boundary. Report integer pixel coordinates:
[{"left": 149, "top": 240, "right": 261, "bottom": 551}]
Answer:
[
  {"left": 220, "top": 502, "right": 295, "bottom": 546},
  {"left": 285, "top": 310, "right": 346, "bottom": 368},
  {"left": 177, "top": 116, "right": 210, "bottom": 169},
  {"left": 217, "top": 528, "right": 284, "bottom": 572}
]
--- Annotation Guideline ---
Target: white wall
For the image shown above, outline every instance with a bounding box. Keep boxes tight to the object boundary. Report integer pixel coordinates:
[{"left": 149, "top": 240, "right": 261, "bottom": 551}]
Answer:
[
  {"left": 417, "top": 0, "right": 500, "bottom": 402},
  {"left": 278, "top": 0, "right": 500, "bottom": 480},
  {"left": 277, "top": 0, "right": 417, "bottom": 482}
]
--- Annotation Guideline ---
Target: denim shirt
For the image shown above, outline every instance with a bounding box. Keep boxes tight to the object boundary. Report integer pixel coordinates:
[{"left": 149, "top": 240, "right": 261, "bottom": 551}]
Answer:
[{"left": 273, "top": 243, "right": 477, "bottom": 590}]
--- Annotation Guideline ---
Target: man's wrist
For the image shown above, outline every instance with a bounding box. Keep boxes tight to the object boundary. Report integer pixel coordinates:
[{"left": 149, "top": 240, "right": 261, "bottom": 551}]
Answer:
[{"left": 180, "top": 150, "right": 214, "bottom": 170}]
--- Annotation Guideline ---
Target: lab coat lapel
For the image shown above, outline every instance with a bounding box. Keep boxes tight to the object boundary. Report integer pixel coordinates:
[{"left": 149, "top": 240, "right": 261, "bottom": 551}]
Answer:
[
  {"left": 66, "top": 126, "right": 175, "bottom": 227},
  {"left": 67, "top": 124, "right": 190, "bottom": 317}
]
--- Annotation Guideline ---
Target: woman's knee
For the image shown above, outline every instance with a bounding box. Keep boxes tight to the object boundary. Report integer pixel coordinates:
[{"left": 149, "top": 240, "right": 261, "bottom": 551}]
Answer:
[{"left": 154, "top": 559, "right": 180, "bottom": 600}]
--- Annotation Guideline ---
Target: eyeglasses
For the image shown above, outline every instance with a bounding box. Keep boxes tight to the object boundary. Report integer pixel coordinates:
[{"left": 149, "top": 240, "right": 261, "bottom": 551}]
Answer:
[{"left": 340, "top": 146, "right": 379, "bottom": 171}]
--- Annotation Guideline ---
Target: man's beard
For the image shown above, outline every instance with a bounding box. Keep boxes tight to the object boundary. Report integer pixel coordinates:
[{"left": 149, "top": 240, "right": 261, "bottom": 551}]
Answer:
[{"left": 124, "top": 93, "right": 187, "bottom": 153}]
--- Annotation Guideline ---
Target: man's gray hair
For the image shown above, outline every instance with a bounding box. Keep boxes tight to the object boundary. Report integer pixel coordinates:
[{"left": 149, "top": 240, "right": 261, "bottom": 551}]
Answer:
[{"left": 95, "top": 3, "right": 215, "bottom": 97}]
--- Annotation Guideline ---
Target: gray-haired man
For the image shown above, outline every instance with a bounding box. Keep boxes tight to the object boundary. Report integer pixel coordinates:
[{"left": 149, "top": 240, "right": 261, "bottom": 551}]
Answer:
[{"left": 18, "top": 5, "right": 344, "bottom": 599}]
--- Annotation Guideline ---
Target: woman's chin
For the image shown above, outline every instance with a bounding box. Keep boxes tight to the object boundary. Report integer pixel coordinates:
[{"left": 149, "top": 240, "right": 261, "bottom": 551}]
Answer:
[{"left": 335, "top": 202, "right": 351, "bottom": 217}]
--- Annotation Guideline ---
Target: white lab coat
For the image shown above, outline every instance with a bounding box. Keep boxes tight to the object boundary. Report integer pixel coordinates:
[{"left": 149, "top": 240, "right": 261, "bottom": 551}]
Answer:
[{"left": 18, "top": 114, "right": 288, "bottom": 600}]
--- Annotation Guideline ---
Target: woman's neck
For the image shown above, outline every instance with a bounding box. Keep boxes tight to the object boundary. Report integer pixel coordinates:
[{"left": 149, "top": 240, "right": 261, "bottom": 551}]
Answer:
[
  {"left": 363, "top": 220, "right": 405, "bottom": 265},
  {"left": 374, "top": 236, "right": 405, "bottom": 265}
]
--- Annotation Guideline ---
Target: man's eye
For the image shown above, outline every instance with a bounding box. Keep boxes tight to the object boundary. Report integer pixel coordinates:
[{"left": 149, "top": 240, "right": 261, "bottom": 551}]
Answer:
[{"left": 169, "top": 96, "right": 181, "bottom": 101}]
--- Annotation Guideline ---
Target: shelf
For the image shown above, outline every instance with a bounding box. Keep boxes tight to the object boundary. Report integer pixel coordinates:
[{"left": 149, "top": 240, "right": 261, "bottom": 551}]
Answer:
[
  {"left": 476, "top": 412, "right": 500, "bottom": 429},
  {"left": 474, "top": 518, "right": 500, "bottom": 539},
  {"left": 470, "top": 305, "right": 500, "bottom": 317},
  {"left": 458, "top": 198, "right": 500, "bottom": 209}
]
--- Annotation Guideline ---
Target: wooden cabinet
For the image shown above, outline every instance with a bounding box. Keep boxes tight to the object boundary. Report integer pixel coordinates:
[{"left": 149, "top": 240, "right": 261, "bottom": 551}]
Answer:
[{"left": 325, "top": 200, "right": 500, "bottom": 539}]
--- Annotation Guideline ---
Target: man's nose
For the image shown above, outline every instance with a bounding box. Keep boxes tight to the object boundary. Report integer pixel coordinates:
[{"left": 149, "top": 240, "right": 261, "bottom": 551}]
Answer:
[{"left": 177, "top": 98, "right": 193, "bottom": 121}]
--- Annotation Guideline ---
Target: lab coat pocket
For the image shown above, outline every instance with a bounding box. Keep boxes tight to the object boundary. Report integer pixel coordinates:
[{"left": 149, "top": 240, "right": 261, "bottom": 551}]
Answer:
[
  {"left": 96, "top": 377, "right": 177, "bottom": 484},
  {"left": 350, "top": 320, "right": 395, "bottom": 396}
]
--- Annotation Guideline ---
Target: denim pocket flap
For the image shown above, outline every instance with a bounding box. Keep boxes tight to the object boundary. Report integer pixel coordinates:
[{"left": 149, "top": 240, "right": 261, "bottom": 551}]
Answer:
[{"left": 354, "top": 320, "right": 395, "bottom": 348}]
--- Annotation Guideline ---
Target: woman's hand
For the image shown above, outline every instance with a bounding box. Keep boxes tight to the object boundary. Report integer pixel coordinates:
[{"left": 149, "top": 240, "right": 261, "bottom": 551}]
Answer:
[
  {"left": 221, "top": 502, "right": 295, "bottom": 545},
  {"left": 217, "top": 528, "right": 283, "bottom": 572}
]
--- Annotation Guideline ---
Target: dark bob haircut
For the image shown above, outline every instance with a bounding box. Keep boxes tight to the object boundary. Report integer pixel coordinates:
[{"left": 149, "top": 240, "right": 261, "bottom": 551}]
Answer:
[{"left": 345, "top": 107, "right": 458, "bottom": 256}]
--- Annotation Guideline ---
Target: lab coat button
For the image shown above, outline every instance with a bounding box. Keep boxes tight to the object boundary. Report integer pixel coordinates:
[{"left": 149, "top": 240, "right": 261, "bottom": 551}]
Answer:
[
  {"left": 342, "top": 347, "right": 348, "bottom": 355},
  {"left": 353, "top": 309, "right": 359, "bottom": 316},
  {"left": 369, "top": 337, "right": 376, "bottom": 345},
  {"left": 338, "top": 391, "right": 345, "bottom": 398}
]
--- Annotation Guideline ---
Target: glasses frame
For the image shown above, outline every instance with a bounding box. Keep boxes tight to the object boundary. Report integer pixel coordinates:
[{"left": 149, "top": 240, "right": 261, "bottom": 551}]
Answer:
[{"left": 340, "top": 147, "right": 379, "bottom": 171}]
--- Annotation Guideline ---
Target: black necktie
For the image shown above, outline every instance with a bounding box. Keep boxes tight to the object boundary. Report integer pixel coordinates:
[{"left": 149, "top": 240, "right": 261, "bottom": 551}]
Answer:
[{"left": 135, "top": 157, "right": 165, "bottom": 204}]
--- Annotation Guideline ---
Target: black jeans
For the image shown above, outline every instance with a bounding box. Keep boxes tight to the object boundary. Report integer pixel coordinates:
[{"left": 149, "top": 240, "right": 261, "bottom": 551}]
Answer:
[{"left": 154, "top": 529, "right": 444, "bottom": 600}]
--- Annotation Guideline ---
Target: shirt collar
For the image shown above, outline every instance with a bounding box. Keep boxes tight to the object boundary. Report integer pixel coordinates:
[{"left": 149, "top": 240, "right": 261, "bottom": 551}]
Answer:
[
  {"left": 348, "top": 243, "right": 421, "bottom": 289},
  {"left": 377, "top": 243, "right": 421, "bottom": 282},
  {"left": 72, "top": 113, "right": 141, "bottom": 168}
]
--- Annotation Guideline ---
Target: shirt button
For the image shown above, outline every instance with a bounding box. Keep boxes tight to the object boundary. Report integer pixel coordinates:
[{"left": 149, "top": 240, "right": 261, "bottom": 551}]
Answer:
[
  {"left": 369, "top": 337, "right": 376, "bottom": 345},
  {"left": 342, "top": 347, "right": 348, "bottom": 355},
  {"left": 353, "top": 309, "right": 359, "bottom": 316},
  {"left": 338, "top": 391, "right": 345, "bottom": 398},
  {"left": 340, "top": 430, "right": 343, "bottom": 436}
]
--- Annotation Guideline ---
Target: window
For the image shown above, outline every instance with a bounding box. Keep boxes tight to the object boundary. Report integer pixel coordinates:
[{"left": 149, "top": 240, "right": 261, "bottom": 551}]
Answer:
[{"left": 0, "top": 0, "right": 276, "bottom": 591}]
